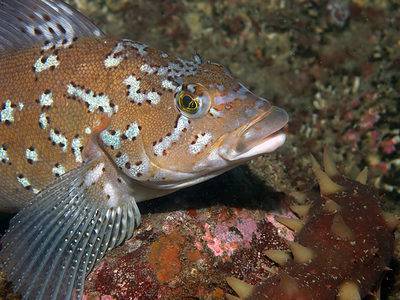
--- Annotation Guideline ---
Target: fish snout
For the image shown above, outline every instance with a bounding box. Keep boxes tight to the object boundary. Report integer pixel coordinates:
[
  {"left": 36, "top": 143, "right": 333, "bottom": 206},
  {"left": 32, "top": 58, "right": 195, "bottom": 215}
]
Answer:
[{"left": 219, "top": 104, "right": 289, "bottom": 161}]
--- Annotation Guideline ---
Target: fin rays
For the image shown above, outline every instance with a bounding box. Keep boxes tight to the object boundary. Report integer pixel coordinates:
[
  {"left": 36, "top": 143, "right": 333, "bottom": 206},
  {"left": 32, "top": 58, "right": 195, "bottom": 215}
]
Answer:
[
  {"left": 0, "top": 0, "right": 103, "bottom": 52},
  {"left": 35, "top": 200, "right": 90, "bottom": 298},
  {"left": 0, "top": 160, "right": 141, "bottom": 299}
]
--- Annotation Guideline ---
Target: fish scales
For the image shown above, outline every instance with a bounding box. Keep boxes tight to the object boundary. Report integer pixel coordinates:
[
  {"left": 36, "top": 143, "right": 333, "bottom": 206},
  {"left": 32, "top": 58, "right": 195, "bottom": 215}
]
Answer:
[
  {"left": 0, "top": 1, "right": 289, "bottom": 299},
  {"left": 0, "top": 38, "right": 115, "bottom": 211},
  {"left": 0, "top": 37, "right": 176, "bottom": 208}
]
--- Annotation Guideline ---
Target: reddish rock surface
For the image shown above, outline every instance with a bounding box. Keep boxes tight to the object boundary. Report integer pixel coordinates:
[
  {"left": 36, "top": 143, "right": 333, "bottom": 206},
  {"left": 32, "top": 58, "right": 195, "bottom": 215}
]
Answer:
[
  {"left": 83, "top": 162, "right": 396, "bottom": 300},
  {"left": 250, "top": 173, "right": 395, "bottom": 299},
  {"left": 83, "top": 169, "right": 294, "bottom": 299}
]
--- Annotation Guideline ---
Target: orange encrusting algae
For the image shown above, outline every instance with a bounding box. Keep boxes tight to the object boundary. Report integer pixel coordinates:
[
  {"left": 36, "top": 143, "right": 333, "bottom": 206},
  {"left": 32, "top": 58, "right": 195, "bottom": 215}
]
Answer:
[{"left": 148, "top": 232, "right": 185, "bottom": 283}]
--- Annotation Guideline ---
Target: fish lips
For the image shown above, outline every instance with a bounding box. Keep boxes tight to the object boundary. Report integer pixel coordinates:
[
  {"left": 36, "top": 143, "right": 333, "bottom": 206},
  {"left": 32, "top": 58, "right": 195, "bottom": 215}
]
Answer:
[{"left": 219, "top": 106, "right": 289, "bottom": 162}]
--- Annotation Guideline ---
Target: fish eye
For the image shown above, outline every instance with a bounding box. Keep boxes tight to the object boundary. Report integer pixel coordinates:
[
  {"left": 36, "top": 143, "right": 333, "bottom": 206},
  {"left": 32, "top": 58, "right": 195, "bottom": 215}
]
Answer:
[
  {"left": 175, "top": 85, "right": 211, "bottom": 118},
  {"left": 177, "top": 92, "right": 199, "bottom": 114}
]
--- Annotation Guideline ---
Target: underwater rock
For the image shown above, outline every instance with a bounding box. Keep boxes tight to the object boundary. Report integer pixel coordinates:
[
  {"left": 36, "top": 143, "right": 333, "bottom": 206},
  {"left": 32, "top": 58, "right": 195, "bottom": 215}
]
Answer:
[
  {"left": 82, "top": 151, "right": 397, "bottom": 300},
  {"left": 84, "top": 200, "right": 291, "bottom": 299}
]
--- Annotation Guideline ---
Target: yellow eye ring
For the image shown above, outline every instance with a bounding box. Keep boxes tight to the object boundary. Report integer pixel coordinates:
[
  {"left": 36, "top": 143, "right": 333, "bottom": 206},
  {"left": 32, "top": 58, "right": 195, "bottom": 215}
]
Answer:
[
  {"left": 177, "top": 92, "right": 199, "bottom": 114},
  {"left": 175, "top": 84, "right": 211, "bottom": 118}
]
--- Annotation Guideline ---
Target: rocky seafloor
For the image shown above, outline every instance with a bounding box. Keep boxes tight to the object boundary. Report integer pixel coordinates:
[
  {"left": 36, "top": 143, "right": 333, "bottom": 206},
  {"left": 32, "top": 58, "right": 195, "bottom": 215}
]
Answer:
[{"left": 1, "top": 0, "right": 400, "bottom": 299}]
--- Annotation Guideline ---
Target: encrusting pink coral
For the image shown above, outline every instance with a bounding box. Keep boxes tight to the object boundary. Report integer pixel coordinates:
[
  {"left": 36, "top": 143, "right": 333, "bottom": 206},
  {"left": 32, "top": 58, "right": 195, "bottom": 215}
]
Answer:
[{"left": 227, "top": 149, "right": 398, "bottom": 300}]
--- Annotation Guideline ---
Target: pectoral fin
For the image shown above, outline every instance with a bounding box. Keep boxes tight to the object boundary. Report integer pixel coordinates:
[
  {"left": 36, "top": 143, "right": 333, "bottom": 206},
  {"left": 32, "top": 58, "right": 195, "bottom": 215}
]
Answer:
[{"left": 0, "top": 158, "right": 140, "bottom": 299}]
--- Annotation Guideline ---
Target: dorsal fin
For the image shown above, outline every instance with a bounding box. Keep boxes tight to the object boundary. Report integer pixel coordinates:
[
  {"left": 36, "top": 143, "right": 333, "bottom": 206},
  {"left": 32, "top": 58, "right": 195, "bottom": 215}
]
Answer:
[{"left": 0, "top": 0, "right": 104, "bottom": 52}]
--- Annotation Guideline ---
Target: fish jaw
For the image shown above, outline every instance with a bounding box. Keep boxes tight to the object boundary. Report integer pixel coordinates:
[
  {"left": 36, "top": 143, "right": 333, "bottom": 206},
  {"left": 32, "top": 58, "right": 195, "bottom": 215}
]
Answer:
[
  {"left": 136, "top": 107, "right": 288, "bottom": 192},
  {"left": 218, "top": 106, "right": 289, "bottom": 162},
  {"left": 131, "top": 85, "right": 289, "bottom": 192}
]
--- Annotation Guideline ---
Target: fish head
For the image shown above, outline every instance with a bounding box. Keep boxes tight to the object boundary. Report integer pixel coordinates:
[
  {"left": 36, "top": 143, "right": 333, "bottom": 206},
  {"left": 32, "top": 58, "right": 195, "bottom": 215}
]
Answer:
[{"left": 134, "top": 59, "right": 289, "bottom": 190}]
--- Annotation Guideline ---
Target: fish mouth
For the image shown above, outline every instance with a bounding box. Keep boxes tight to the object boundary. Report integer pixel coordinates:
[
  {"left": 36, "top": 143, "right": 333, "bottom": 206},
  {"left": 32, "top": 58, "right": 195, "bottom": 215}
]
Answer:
[
  {"left": 134, "top": 106, "right": 288, "bottom": 193},
  {"left": 219, "top": 106, "right": 289, "bottom": 161}
]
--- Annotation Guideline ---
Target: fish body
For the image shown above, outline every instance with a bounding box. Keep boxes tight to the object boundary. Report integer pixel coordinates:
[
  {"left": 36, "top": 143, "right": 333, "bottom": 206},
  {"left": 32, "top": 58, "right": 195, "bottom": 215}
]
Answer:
[
  {"left": 0, "top": 36, "right": 173, "bottom": 211},
  {"left": 0, "top": 1, "right": 289, "bottom": 299}
]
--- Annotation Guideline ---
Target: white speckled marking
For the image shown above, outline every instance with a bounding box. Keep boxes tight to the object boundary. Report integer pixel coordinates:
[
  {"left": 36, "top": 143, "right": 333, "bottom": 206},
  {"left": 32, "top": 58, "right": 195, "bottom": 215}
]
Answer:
[
  {"left": 104, "top": 54, "right": 124, "bottom": 69},
  {"left": 0, "top": 146, "right": 9, "bottom": 163},
  {"left": 193, "top": 54, "right": 203, "bottom": 64},
  {"left": 161, "top": 79, "right": 179, "bottom": 92},
  {"left": 104, "top": 42, "right": 125, "bottom": 69},
  {"left": 50, "top": 129, "right": 68, "bottom": 152},
  {"left": 156, "top": 66, "right": 168, "bottom": 76},
  {"left": 140, "top": 64, "right": 158, "bottom": 74},
  {"left": 39, "top": 91, "right": 54, "bottom": 107},
  {"left": 104, "top": 40, "right": 148, "bottom": 68},
  {"left": 72, "top": 137, "right": 83, "bottom": 163},
  {"left": 124, "top": 76, "right": 161, "bottom": 105},
  {"left": 17, "top": 177, "right": 40, "bottom": 194},
  {"left": 124, "top": 122, "right": 140, "bottom": 141},
  {"left": 33, "top": 55, "right": 60, "bottom": 73},
  {"left": 100, "top": 129, "right": 122, "bottom": 149},
  {"left": 146, "top": 91, "right": 161, "bottom": 105},
  {"left": 17, "top": 176, "right": 31, "bottom": 189},
  {"left": 0, "top": 100, "right": 14, "bottom": 124},
  {"left": 104, "top": 182, "right": 118, "bottom": 207},
  {"left": 39, "top": 113, "right": 49, "bottom": 129},
  {"left": 18, "top": 102, "right": 24, "bottom": 111},
  {"left": 115, "top": 153, "right": 150, "bottom": 178},
  {"left": 84, "top": 163, "right": 104, "bottom": 186},
  {"left": 124, "top": 76, "right": 145, "bottom": 104},
  {"left": 154, "top": 115, "right": 190, "bottom": 156},
  {"left": 52, "top": 164, "right": 66, "bottom": 177},
  {"left": 26, "top": 148, "right": 39, "bottom": 162},
  {"left": 115, "top": 153, "right": 129, "bottom": 169},
  {"left": 67, "top": 84, "right": 115, "bottom": 116},
  {"left": 189, "top": 132, "right": 213, "bottom": 155},
  {"left": 132, "top": 41, "right": 148, "bottom": 56},
  {"left": 85, "top": 127, "right": 92, "bottom": 135}
]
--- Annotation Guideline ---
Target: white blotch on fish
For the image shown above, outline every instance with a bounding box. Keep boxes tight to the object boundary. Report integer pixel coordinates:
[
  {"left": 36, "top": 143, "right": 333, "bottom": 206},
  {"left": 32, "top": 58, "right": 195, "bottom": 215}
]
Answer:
[{"left": 84, "top": 163, "right": 104, "bottom": 186}]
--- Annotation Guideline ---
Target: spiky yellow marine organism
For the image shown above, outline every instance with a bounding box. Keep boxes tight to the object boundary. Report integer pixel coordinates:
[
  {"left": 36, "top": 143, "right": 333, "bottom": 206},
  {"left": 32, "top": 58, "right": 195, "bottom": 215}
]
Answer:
[
  {"left": 263, "top": 250, "right": 291, "bottom": 266},
  {"left": 289, "top": 204, "right": 311, "bottom": 218},
  {"left": 226, "top": 149, "right": 398, "bottom": 300},
  {"left": 310, "top": 153, "right": 344, "bottom": 195},
  {"left": 226, "top": 277, "right": 254, "bottom": 300},
  {"left": 274, "top": 216, "right": 304, "bottom": 233}
]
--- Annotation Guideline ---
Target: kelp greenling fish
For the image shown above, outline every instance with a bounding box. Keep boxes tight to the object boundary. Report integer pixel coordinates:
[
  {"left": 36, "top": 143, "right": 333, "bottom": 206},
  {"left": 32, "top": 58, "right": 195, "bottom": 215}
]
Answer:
[{"left": 0, "top": 0, "right": 289, "bottom": 298}]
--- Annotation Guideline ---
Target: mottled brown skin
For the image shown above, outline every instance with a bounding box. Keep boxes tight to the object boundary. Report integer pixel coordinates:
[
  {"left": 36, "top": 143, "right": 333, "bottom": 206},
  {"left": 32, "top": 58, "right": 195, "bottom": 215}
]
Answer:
[
  {"left": 0, "top": 36, "right": 267, "bottom": 212},
  {"left": 250, "top": 176, "right": 394, "bottom": 299},
  {"left": 0, "top": 38, "right": 110, "bottom": 210}
]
